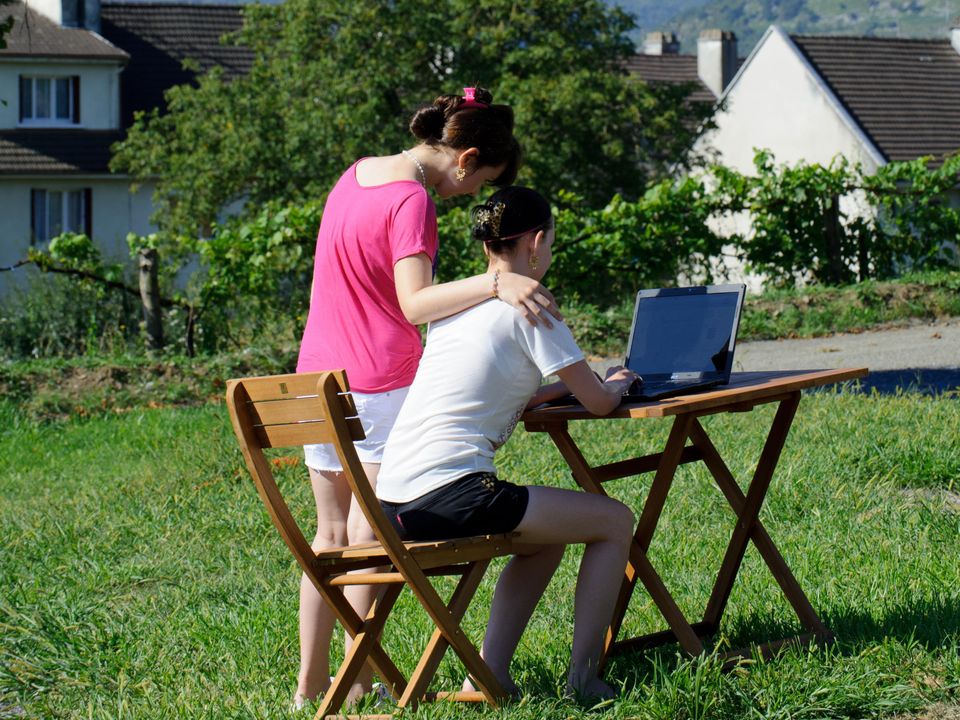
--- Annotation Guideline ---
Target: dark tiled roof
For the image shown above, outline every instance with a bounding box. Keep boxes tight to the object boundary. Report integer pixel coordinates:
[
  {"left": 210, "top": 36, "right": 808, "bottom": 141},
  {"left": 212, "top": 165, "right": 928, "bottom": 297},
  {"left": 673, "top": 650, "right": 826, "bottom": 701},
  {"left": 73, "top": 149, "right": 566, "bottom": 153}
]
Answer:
[
  {"left": 0, "top": 130, "right": 123, "bottom": 174},
  {"left": 791, "top": 35, "right": 960, "bottom": 163},
  {"left": 625, "top": 54, "right": 716, "bottom": 104},
  {"left": 100, "top": 2, "right": 253, "bottom": 126},
  {"left": 0, "top": 1, "right": 128, "bottom": 60}
]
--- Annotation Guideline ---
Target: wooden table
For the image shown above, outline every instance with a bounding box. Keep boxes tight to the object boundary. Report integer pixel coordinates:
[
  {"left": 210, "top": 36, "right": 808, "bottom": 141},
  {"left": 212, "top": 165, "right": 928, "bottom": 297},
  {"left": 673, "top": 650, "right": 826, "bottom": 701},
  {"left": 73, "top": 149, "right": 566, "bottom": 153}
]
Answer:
[{"left": 522, "top": 368, "right": 868, "bottom": 668}]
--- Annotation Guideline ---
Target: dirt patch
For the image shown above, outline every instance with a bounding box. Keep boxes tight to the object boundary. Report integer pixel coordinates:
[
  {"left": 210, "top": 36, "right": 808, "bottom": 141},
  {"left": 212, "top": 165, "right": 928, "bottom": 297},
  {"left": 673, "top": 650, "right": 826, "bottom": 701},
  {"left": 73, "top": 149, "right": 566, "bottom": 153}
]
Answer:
[
  {"left": 892, "top": 704, "right": 960, "bottom": 720},
  {"left": 901, "top": 487, "right": 960, "bottom": 513},
  {"left": 0, "top": 351, "right": 297, "bottom": 422}
]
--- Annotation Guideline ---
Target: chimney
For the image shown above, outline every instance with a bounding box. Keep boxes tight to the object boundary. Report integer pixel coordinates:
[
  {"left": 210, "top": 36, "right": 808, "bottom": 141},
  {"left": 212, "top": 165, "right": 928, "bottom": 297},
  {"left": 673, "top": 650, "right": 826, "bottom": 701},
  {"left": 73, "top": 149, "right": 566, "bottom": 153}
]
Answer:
[
  {"left": 697, "top": 29, "right": 738, "bottom": 97},
  {"left": 644, "top": 31, "right": 680, "bottom": 56},
  {"left": 951, "top": 18, "right": 960, "bottom": 55}
]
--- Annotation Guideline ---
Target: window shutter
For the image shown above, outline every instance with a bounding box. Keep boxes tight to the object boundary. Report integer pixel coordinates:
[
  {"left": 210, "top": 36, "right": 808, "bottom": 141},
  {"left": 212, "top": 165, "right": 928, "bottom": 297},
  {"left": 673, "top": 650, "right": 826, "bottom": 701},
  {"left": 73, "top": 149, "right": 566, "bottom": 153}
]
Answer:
[
  {"left": 30, "top": 188, "right": 46, "bottom": 245},
  {"left": 72, "top": 76, "right": 81, "bottom": 124},
  {"left": 84, "top": 188, "right": 92, "bottom": 237},
  {"left": 19, "top": 77, "right": 28, "bottom": 122}
]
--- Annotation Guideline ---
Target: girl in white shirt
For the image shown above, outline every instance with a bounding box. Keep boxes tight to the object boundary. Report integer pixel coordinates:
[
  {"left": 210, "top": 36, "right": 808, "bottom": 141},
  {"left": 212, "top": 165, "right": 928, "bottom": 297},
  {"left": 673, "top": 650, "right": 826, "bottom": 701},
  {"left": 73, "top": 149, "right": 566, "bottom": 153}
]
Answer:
[{"left": 377, "top": 187, "right": 639, "bottom": 701}]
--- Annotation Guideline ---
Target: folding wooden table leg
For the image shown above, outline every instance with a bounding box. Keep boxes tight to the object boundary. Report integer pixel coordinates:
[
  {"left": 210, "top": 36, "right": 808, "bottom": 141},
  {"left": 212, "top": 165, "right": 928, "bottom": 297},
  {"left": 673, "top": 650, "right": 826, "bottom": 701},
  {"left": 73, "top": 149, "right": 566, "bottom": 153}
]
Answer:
[
  {"left": 398, "top": 560, "right": 491, "bottom": 710},
  {"left": 688, "top": 395, "right": 830, "bottom": 643},
  {"left": 604, "top": 414, "right": 705, "bottom": 660}
]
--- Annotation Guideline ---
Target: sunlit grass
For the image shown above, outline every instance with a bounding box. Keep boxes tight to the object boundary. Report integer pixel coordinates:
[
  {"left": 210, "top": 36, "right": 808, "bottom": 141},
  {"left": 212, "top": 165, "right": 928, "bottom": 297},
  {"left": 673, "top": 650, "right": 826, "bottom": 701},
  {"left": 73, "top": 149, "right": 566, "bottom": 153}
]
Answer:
[{"left": 1, "top": 392, "right": 958, "bottom": 718}]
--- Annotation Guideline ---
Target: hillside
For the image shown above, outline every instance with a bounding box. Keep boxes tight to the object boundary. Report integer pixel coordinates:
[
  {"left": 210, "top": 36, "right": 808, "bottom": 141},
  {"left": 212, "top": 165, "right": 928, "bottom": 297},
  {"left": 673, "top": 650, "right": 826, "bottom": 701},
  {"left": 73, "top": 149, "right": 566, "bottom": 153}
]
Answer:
[{"left": 612, "top": 0, "right": 960, "bottom": 54}]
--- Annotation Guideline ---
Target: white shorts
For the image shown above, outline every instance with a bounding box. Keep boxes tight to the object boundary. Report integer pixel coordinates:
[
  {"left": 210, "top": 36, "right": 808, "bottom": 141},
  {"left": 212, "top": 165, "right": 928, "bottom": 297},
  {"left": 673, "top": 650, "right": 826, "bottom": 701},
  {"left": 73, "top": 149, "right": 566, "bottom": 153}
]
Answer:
[{"left": 303, "top": 386, "right": 410, "bottom": 472}]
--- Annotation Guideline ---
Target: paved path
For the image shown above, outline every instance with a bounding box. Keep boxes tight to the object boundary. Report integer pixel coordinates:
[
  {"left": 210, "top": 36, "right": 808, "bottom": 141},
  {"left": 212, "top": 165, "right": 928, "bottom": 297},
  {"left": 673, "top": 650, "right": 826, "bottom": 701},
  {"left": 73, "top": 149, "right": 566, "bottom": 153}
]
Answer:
[{"left": 590, "top": 317, "right": 960, "bottom": 396}]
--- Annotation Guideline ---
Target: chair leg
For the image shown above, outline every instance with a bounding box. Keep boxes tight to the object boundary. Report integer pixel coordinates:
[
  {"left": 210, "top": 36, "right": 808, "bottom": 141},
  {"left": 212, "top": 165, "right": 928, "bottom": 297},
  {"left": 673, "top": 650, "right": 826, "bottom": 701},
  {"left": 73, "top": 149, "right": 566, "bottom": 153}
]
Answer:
[
  {"left": 398, "top": 560, "right": 492, "bottom": 709},
  {"left": 310, "top": 572, "right": 408, "bottom": 695},
  {"left": 315, "top": 584, "right": 403, "bottom": 719}
]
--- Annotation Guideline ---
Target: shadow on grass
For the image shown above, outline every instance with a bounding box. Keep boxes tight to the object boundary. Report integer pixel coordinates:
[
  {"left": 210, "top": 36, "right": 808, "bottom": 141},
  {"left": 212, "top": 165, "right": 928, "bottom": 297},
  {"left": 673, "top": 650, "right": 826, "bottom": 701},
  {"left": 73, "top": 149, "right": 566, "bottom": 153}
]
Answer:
[
  {"left": 602, "top": 594, "right": 960, "bottom": 687},
  {"left": 830, "top": 368, "right": 960, "bottom": 397}
]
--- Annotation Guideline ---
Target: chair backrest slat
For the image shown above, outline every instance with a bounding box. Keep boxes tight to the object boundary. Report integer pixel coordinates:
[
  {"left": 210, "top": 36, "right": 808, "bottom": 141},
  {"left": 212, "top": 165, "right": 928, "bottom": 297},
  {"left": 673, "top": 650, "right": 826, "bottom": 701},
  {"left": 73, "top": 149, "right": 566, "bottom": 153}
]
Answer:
[{"left": 255, "top": 420, "right": 337, "bottom": 449}]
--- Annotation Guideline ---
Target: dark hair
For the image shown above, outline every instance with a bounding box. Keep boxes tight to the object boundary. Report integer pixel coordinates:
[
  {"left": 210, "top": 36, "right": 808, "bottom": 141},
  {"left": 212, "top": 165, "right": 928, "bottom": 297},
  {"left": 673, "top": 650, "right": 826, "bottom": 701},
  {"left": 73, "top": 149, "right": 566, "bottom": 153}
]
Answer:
[
  {"left": 409, "top": 87, "right": 521, "bottom": 186},
  {"left": 471, "top": 186, "right": 553, "bottom": 255}
]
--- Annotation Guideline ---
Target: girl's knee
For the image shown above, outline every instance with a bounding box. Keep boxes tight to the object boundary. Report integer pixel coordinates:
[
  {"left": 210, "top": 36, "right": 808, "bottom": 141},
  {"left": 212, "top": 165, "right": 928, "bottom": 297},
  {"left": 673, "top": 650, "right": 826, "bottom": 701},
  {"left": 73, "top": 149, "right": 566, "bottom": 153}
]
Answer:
[
  {"left": 606, "top": 500, "right": 635, "bottom": 541},
  {"left": 313, "top": 526, "right": 349, "bottom": 550}
]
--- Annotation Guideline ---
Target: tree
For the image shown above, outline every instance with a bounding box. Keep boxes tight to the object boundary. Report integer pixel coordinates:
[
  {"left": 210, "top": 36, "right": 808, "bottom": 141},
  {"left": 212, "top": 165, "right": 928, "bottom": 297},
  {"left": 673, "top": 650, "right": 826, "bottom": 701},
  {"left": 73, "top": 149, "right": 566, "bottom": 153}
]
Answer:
[
  {"left": 1, "top": 0, "right": 15, "bottom": 49},
  {"left": 112, "top": 0, "right": 715, "bottom": 236}
]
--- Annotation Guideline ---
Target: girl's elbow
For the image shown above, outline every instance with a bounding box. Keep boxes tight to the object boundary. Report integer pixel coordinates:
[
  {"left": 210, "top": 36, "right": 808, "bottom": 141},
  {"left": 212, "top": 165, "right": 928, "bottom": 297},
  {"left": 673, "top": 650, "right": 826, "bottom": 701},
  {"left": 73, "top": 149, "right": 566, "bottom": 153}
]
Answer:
[
  {"left": 581, "top": 392, "right": 619, "bottom": 416},
  {"left": 398, "top": 301, "right": 426, "bottom": 325}
]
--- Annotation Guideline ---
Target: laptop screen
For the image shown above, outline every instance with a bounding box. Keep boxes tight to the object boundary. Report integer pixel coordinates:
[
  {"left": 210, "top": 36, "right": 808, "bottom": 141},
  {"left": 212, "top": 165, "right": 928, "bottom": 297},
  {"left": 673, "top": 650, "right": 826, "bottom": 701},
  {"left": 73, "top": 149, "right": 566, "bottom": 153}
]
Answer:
[{"left": 625, "top": 286, "right": 744, "bottom": 380}]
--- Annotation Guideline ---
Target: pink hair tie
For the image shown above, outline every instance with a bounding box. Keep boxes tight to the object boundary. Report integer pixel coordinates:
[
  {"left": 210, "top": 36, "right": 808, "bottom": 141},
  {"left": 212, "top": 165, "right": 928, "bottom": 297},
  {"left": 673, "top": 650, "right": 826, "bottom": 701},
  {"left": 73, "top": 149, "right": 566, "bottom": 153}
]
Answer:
[{"left": 461, "top": 86, "right": 489, "bottom": 109}]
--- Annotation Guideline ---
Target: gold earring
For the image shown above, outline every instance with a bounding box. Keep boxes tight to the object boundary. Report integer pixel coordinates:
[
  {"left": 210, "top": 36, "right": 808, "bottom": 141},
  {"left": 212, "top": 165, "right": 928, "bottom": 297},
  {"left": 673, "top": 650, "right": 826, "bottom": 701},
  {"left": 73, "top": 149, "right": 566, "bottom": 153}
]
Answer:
[
  {"left": 455, "top": 167, "right": 467, "bottom": 182},
  {"left": 530, "top": 254, "right": 539, "bottom": 270}
]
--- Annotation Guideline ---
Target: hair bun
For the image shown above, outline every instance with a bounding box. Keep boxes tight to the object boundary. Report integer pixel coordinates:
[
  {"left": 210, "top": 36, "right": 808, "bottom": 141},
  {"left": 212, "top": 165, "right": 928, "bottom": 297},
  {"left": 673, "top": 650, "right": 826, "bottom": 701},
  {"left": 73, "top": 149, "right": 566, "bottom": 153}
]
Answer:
[
  {"left": 473, "top": 87, "right": 494, "bottom": 105},
  {"left": 409, "top": 105, "right": 445, "bottom": 141}
]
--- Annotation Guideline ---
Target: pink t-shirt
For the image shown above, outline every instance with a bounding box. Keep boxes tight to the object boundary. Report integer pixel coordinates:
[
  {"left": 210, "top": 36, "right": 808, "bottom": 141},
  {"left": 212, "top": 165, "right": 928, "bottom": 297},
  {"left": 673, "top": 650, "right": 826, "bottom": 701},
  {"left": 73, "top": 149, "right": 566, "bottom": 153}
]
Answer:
[{"left": 296, "top": 161, "right": 439, "bottom": 392}]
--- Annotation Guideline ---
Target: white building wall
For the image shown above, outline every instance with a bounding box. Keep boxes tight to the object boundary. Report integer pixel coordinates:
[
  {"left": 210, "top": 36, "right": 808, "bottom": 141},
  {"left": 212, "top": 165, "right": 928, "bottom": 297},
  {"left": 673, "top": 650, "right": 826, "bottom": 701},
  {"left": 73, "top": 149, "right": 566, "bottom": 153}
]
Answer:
[
  {"left": 0, "top": 177, "right": 156, "bottom": 292},
  {"left": 698, "top": 28, "right": 882, "bottom": 174},
  {"left": 0, "top": 60, "right": 122, "bottom": 129},
  {"left": 693, "top": 27, "right": 889, "bottom": 290}
]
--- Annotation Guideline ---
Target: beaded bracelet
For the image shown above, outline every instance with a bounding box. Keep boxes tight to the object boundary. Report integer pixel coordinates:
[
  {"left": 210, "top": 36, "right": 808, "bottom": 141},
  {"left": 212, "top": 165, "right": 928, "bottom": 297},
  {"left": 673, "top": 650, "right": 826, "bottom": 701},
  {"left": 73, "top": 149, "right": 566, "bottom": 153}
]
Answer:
[{"left": 492, "top": 269, "right": 501, "bottom": 298}]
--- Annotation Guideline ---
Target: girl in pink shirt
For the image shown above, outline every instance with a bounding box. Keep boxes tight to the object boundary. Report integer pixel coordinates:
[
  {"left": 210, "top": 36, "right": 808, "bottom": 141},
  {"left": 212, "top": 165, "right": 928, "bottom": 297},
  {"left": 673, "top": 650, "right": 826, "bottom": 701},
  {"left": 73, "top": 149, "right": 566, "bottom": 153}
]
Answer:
[{"left": 293, "top": 87, "right": 562, "bottom": 709}]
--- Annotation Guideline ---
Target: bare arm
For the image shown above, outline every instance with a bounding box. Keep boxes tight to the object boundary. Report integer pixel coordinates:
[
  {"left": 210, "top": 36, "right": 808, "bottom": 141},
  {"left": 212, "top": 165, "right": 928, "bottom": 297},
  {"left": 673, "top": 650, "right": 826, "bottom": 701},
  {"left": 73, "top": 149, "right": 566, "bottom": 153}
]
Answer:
[
  {"left": 555, "top": 361, "right": 637, "bottom": 416},
  {"left": 526, "top": 380, "right": 571, "bottom": 409},
  {"left": 394, "top": 254, "right": 564, "bottom": 326}
]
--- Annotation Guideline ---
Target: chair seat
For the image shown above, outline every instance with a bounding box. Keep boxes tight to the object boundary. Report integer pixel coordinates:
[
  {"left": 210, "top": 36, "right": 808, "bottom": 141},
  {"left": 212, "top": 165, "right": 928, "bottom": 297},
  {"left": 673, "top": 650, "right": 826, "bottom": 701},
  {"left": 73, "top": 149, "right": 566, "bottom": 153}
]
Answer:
[{"left": 314, "top": 532, "right": 519, "bottom": 568}]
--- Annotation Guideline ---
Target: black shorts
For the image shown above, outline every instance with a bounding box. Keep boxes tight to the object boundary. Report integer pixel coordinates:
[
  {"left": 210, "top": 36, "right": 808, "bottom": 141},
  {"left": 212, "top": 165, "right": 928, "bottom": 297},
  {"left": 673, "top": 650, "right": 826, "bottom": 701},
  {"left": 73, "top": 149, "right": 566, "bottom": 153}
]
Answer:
[{"left": 379, "top": 472, "right": 529, "bottom": 542}]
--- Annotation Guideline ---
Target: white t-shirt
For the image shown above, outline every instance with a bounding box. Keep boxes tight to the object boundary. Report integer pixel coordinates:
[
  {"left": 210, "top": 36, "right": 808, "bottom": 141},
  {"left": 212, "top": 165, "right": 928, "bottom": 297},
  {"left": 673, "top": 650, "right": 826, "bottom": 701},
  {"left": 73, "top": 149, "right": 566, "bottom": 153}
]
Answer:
[{"left": 376, "top": 299, "right": 584, "bottom": 503}]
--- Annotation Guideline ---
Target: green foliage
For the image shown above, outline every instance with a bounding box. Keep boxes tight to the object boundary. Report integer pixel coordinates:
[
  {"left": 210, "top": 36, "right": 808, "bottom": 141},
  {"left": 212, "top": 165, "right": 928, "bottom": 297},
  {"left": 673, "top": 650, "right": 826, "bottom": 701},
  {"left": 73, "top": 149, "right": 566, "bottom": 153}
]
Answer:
[
  {"left": 111, "top": 0, "right": 713, "bottom": 235},
  {"left": 0, "top": 273, "right": 140, "bottom": 360},
  {"left": 438, "top": 182, "right": 726, "bottom": 306},
  {"left": 738, "top": 270, "right": 960, "bottom": 340},
  {"left": 0, "top": 0, "right": 14, "bottom": 50},
  {"left": 199, "top": 199, "right": 322, "bottom": 312},
  {"left": 864, "top": 154, "right": 960, "bottom": 274}
]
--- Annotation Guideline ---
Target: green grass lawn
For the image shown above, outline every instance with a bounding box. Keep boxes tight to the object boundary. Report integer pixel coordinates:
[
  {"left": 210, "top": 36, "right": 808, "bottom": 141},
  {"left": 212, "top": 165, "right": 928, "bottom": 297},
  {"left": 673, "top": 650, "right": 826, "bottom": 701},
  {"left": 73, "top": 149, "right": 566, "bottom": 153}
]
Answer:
[{"left": 1, "top": 390, "right": 959, "bottom": 719}]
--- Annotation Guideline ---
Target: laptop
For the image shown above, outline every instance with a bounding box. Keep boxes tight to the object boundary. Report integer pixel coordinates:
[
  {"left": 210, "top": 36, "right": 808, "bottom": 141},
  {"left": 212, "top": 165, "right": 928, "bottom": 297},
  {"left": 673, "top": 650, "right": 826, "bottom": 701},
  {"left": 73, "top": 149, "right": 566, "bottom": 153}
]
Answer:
[
  {"left": 544, "top": 284, "right": 746, "bottom": 406},
  {"left": 622, "top": 284, "right": 746, "bottom": 401}
]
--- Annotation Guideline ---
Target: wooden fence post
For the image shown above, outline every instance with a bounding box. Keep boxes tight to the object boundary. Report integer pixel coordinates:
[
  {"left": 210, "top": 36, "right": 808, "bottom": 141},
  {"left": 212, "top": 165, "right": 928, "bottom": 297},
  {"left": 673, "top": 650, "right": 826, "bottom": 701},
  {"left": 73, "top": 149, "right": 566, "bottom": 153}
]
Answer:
[{"left": 138, "top": 247, "right": 164, "bottom": 352}]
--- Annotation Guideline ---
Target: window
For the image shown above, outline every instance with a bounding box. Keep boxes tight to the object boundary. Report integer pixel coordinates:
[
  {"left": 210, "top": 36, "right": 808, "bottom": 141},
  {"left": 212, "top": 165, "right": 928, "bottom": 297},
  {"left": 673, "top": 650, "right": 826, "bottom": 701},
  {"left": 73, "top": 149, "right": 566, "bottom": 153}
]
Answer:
[
  {"left": 19, "top": 76, "right": 80, "bottom": 125},
  {"left": 30, "top": 189, "right": 91, "bottom": 243}
]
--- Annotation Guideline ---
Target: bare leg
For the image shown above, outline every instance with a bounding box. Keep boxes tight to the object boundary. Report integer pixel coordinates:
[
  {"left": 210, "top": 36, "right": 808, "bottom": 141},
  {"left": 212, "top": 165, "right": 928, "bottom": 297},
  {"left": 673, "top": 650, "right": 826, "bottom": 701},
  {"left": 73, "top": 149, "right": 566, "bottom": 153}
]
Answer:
[
  {"left": 498, "top": 486, "right": 633, "bottom": 700},
  {"left": 294, "top": 463, "right": 383, "bottom": 706},
  {"left": 340, "top": 462, "right": 384, "bottom": 703},
  {"left": 295, "top": 467, "right": 351, "bottom": 704},
  {"left": 466, "top": 543, "right": 565, "bottom": 695}
]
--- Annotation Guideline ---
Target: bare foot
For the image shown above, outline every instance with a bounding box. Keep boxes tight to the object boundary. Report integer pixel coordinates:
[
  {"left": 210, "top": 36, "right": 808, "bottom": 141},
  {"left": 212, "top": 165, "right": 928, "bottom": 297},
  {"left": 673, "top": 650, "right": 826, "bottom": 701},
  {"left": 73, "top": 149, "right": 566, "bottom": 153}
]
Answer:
[
  {"left": 462, "top": 674, "right": 521, "bottom": 699},
  {"left": 292, "top": 677, "right": 371, "bottom": 710},
  {"left": 565, "top": 674, "right": 616, "bottom": 704},
  {"left": 344, "top": 681, "right": 371, "bottom": 707}
]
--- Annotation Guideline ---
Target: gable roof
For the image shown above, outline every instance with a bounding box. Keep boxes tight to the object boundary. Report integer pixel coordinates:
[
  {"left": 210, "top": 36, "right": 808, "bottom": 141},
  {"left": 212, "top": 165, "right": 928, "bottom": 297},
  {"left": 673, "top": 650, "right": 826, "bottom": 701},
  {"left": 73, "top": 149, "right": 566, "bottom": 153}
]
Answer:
[
  {"left": 790, "top": 35, "right": 960, "bottom": 163},
  {"left": 0, "top": 1, "right": 128, "bottom": 61},
  {"left": 100, "top": 2, "right": 253, "bottom": 127},
  {"left": 0, "top": 130, "right": 123, "bottom": 174},
  {"left": 625, "top": 54, "right": 716, "bottom": 104}
]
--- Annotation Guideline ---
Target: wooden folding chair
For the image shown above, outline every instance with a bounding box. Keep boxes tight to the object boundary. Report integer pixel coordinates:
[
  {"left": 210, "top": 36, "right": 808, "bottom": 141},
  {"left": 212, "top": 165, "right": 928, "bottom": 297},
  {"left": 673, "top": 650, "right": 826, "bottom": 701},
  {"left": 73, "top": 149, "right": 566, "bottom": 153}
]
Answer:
[{"left": 226, "top": 370, "right": 521, "bottom": 718}]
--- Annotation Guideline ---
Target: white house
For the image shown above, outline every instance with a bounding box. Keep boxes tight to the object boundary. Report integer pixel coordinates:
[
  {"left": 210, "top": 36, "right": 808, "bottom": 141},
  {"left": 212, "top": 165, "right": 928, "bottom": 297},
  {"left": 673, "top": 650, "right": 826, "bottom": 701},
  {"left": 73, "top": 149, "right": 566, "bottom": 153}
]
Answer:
[
  {"left": 699, "top": 24, "right": 960, "bottom": 183},
  {"left": 691, "top": 24, "right": 960, "bottom": 286},
  {"left": 0, "top": 0, "right": 250, "bottom": 293}
]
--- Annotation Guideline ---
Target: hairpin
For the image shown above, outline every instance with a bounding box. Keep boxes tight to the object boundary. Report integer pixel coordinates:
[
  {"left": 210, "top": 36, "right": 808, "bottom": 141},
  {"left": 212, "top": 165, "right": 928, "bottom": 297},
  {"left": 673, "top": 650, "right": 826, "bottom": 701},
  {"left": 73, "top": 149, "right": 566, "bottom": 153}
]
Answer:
[
  {"left": 475, "top": 202, "right": 505, "bottom": 238},
  {"left": 461, "top": 86, "right": 489, "bottom": 109}
]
